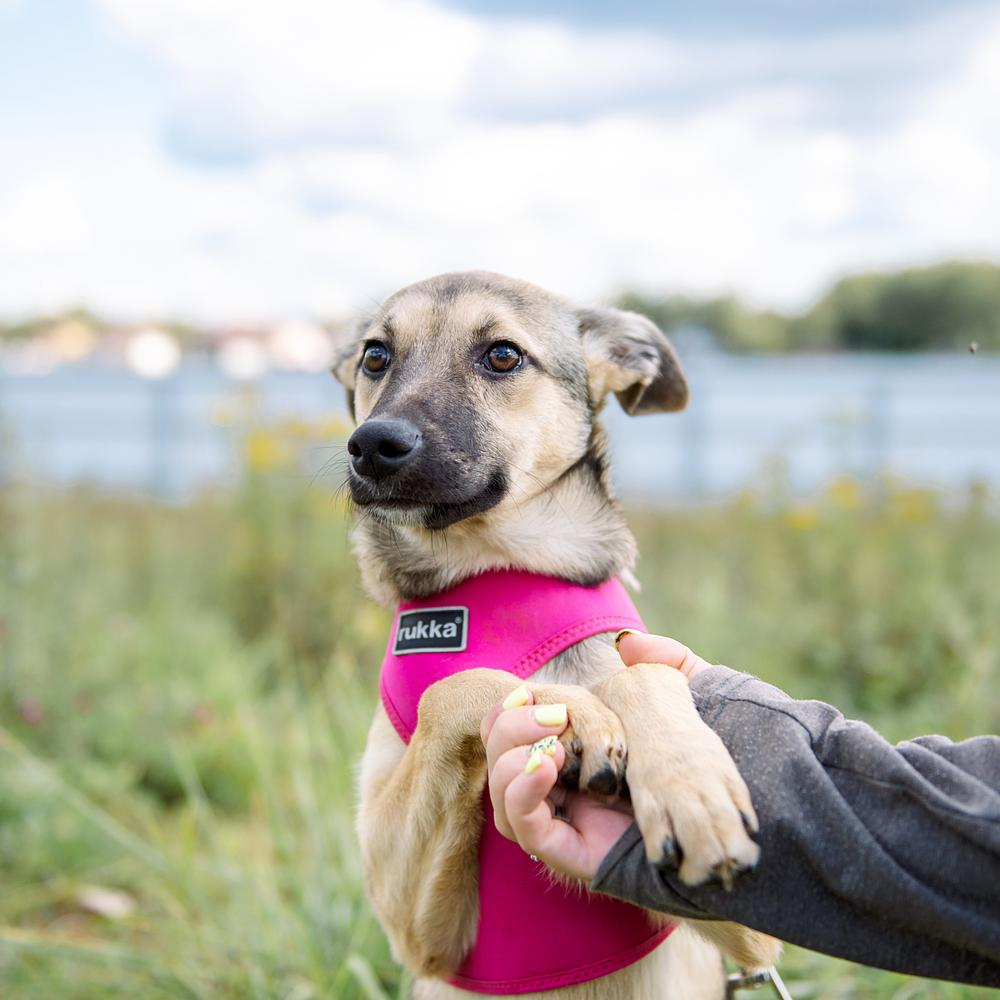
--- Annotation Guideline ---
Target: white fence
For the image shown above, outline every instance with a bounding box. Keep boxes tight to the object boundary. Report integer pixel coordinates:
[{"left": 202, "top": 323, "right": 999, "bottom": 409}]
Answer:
[{"left": 1, "top": 353, "right": 998, "bottom": 503}]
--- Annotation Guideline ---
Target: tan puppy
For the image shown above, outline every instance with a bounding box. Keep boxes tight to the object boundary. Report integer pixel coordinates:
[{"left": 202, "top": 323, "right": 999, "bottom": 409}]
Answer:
[{"left": 334, "top": 272, "right": 780, "bottom": 998}]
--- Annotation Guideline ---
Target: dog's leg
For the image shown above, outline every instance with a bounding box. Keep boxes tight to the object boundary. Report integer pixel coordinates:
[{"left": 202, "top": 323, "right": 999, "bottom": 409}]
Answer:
[
  {"left": 593, "top": 662, "right": 782, "bottom": 970},
  {"left": 357, "top": 667, "right": 628, "bottom": 979},
  {"left": 357, "top": 704, "right": 485, "bottom": 979}
]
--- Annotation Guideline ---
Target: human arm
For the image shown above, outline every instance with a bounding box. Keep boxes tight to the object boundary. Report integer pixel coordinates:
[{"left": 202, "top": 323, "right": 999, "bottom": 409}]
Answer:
[
  {"left": 596, "top": 653, "right": 1000, "bottom": 986},
  {"left": 485, "top": 634, "right": 1000, "bottom": 986}
]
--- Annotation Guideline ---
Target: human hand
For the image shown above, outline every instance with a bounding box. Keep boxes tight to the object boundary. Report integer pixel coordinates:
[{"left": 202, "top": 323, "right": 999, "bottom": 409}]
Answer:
[
  {"left": 480, "top": 633, "right": 719, "bottom": 880},
  {"left": 480, "top": 689, "right": 633, "bottom": 882}
]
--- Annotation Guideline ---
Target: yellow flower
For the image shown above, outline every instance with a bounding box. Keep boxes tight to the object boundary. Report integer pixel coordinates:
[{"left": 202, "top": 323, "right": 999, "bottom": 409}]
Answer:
[
  {"left": 890, "top": 488, "right": 937, "bottom": 523},
  {"left": 826, "top": 477, "right": 863, "bottom": 511},
  {"left": 786, "top": 504, "right": 820, "bottom": 531},
  {"left": 243, "top": 429, "right": 293, "bottom": 472}
]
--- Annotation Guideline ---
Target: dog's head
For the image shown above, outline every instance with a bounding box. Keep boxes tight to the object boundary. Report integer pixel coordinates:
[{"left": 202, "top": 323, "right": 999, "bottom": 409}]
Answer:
[{"left": 333, "top": 271, "right": 688, "bottom": 531}]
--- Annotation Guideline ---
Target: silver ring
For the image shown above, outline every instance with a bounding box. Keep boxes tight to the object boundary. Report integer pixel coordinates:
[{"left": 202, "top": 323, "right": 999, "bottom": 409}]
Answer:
[{"left": 529, "top": 854, "right": 540, "bottom": 862}]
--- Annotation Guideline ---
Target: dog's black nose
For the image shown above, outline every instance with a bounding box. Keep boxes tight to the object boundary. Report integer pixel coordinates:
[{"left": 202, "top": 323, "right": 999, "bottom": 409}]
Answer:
[{"left": 347, "top": 419, "right": 421, "bottom": 479}]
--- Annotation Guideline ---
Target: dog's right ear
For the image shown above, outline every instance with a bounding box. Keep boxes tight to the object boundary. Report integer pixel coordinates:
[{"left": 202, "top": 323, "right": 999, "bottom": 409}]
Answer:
[
  {"left": 330, "top": 327, "right": 363, "bottom": 419},
  {"left": 577, "top": 307, "right": 689, "bottom": 415}
]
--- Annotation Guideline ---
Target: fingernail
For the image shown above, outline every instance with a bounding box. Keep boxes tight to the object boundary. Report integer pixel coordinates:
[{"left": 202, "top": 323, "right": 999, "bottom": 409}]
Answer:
[
  {"left": 524, "top": 750, "right": 543, "bottom": 774},
  {"left": 530, "top": 735, "right": 558, "bottom": 757},
  {"left": 614, "top": 627, "right": 644, "bottom": 651},
  {"left": 533, "top": 704, "right": 567, "bottom": 727},
  {"left": 502, "top": 684, "right": 530, "bottom": 710}
]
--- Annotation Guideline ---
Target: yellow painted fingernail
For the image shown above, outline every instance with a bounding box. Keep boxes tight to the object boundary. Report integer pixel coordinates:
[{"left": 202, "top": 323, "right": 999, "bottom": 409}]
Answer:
[
  {"left": 614, "top": 627, "right": 644, "bottom": 651},
  {"left": 524, "top": 750, "right": 543, "bottom": 774},
  {"left": 502, "top": 684, "right": 530, "bottom": 710},
  {"left": 531, "top": 735, "right": 558, "bottom": 756},
  {"left": 533, "top": 704, "right": 567, "bottom": 727}
]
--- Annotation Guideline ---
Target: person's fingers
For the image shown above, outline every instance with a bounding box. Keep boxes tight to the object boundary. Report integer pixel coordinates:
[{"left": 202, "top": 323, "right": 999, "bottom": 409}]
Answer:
[
  {"left": 503, "top": 755, "right": 589, "bottom": 874},
  {"left": 503, "top": 753, "right": 561, "bottom": 851},
  {"left": 615, "top": 631, "right": 711, "bottom": 679},
  {"left": 490, "top": 740, "right": 565, "bottom": 839},
  {"left": 484, "top": 703, "right": 568, "bottom": 772},
  {"left": 479, "top": 684, "right": 536, "bottom": 748},
  {"left": 480, "top": 702, "right": 503, "bottom": 749},
  {"left": 504, "top": 762, "right": 631, "bottom": 882}
]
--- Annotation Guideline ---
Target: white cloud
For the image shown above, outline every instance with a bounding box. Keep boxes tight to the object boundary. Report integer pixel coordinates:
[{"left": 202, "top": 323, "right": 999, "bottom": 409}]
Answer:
[
  {"left": 1, "top": 0, "right": 998, "bottom": 322},
  {"left": 100, "top": 0, "right": 483, "bottom": 150},
  {"left": 0, "top": 171, "right": 94, "bottom": 256},
  {"left": 98, "top": 0, "right": 987, "bottom": 156},
  {"left": 865, "top": 24, "right": 1000, "bottom": 249}
]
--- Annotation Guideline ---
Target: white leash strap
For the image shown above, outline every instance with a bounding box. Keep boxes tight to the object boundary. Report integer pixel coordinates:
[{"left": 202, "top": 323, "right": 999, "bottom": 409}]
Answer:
[{"left": 725, "top": 966, "right": 793, "bottom": 1000}]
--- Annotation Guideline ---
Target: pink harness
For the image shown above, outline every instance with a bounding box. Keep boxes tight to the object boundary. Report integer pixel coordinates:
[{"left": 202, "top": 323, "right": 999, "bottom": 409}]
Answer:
[{"left": 379, "top": 569, "right": 675, "bottom": 995}]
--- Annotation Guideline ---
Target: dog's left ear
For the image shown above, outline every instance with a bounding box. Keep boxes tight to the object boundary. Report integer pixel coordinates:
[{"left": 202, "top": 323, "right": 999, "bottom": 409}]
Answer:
[
  {"left": 577, "top": 307, "right": 689, "bottom": 415},
  {"left": 330, "top": 334, "right": 362, "bottom": 418}
]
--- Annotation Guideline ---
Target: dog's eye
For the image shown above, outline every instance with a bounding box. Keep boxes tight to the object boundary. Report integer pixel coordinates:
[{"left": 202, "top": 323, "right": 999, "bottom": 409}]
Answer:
[
  {"left": 483, "top": 342, "right": 522, "bottom": 374},
  {"left": 361, "top": 342, "right": 391, "bottom": 375}
]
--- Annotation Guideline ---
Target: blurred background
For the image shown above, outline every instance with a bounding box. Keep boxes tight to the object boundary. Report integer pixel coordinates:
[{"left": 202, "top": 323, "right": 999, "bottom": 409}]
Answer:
[{"left": 1, "top": 2, "right": 998, "bottom": 998}]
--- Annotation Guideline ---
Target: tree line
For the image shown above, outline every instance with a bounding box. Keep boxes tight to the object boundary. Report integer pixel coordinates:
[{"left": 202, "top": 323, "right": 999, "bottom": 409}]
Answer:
[
  {"left": 3, "top": 260, "right": 997, "bottom": 354},
  {"left": 618, "top": 260, "right": 1000, "bottom": 352}
]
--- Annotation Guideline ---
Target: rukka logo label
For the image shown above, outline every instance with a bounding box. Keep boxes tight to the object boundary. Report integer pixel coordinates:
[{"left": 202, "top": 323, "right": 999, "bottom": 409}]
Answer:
[{"left": 393, "top": 606, "right": 468, "bottom": 654}]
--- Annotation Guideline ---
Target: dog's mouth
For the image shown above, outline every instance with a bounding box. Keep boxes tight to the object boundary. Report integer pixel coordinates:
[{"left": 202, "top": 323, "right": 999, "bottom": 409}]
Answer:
[{"left": 349, "top": 469, "right": 509, "bottom": 530}]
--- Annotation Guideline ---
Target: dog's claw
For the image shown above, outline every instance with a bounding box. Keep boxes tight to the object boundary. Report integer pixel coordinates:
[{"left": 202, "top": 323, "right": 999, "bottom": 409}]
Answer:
[
  {"left": 541, "top": 689, "right": 628, "bottom": 800},
  {"left": 628, "top": 759, "right": 761, "bottom": 886},
  {"left": 659, "top": 836, "right": 680, "bottom": 869},
  {"left": 718, "top": 865, "right": 735, "bottom": 892},
  {"left": 712, "top": 857, "right": 744, "bottom": 891}
]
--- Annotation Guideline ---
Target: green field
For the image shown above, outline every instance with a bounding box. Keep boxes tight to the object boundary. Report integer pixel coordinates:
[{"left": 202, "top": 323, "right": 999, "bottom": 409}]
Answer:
[{"left": 1, "top": 446, "right": 998, "bottom": 998}]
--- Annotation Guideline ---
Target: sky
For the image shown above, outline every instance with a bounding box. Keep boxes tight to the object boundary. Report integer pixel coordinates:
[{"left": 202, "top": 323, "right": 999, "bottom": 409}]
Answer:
[{"left": 1, "top": 0, "right": 999, "bottom": 324}]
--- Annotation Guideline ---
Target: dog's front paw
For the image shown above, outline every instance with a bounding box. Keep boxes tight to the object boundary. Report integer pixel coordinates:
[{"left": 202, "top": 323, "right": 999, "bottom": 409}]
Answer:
[
  {"left": 626, "top": 701, "right": 760, "bottom": 887},
  {"left": 532, "top": 685, "right": 627, "bottom": 800}
]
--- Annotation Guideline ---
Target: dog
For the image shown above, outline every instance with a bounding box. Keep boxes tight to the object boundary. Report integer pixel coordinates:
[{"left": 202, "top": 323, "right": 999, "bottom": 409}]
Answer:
[{"left": 334, "top": 271, "right": 781, "bottom": 998}]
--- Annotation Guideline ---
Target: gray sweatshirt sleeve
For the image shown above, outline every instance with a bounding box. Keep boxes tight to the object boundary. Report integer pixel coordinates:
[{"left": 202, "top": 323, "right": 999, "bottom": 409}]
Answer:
[{"left": 591, "top": 666, "right": 1000, "bottom": 987}]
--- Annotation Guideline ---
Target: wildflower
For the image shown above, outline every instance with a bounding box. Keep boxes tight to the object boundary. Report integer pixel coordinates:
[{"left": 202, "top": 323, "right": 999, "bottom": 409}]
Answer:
[
  {"left": 786, "top": 504, "right": 819, "bottom": 531},
  {"left": 827, "top": 477, "right": 863, "bottom": 511}
]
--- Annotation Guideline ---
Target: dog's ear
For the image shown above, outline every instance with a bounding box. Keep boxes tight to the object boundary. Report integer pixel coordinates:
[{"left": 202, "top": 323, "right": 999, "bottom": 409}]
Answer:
[
  {"left": 577, "top": 307, "right": 689, "bottom": 415},
  {"left": 332, "top": 317, "right": 381, "bottom": 418},
  {"left": 330, "top": 330, "right": 363, "bottom": 418}
]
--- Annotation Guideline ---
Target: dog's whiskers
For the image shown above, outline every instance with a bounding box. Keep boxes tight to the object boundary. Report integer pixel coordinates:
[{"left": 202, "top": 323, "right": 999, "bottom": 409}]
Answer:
[{"left": 313, "top": 456, "right": 350, "bottom": 489}]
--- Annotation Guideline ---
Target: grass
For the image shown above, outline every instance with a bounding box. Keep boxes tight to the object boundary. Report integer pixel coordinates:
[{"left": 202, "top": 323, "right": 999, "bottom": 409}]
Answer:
[{"left": 1, "top": 447, "right": 998, "bottom": 999}]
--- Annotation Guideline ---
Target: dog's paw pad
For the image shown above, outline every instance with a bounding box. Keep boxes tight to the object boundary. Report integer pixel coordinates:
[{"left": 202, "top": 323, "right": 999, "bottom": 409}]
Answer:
[
  {"left": 559, "top": 753, "right": 581, "bottom": 790},
  {"left": 586, "top": 765, "right": 620, "bottom": 797}
]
